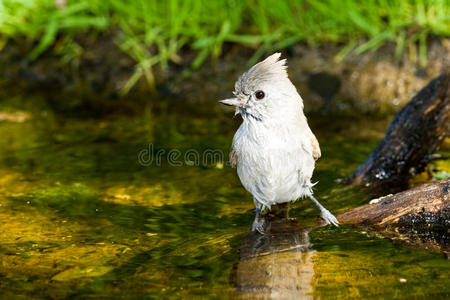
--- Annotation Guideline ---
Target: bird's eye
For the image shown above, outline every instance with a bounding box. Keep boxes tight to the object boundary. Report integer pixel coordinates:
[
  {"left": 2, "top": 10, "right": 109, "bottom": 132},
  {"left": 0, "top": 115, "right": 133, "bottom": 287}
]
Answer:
[{"left": 255, "top": 90, "right": 265, "bottom": 100}]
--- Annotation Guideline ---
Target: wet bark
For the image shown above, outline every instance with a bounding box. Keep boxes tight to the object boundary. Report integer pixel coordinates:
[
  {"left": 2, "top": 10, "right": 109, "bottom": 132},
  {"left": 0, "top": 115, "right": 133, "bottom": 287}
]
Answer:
[
  {"left": 343, "top": 73, "right": 450, "bottom": 252},
  {"left": 350, "top": 72, "right": 450, "bottom": 188},
  {"left": 339, "top": 179, "right": 449, "bottom": 225},
  {"left": 338, "top": 179, "right": 449, "bottom": 252}
]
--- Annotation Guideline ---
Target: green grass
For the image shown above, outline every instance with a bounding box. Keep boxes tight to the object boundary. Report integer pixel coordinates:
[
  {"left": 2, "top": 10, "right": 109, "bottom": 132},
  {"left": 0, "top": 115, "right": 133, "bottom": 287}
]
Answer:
[{"left": 0, "top": 0, "right": 449, "bottom": 92}]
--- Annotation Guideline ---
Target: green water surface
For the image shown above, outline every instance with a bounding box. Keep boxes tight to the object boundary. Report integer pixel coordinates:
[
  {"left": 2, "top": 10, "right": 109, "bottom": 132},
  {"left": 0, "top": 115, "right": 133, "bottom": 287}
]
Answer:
[{"left": 0, "top": 97, "right": 448, "bottom": 299}]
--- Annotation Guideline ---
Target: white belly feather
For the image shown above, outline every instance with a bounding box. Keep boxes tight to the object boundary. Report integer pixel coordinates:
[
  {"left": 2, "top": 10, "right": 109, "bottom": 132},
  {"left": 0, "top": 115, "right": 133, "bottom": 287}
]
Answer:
[{"left": 232, "top": 120, "right": 315, "bottom": 208}]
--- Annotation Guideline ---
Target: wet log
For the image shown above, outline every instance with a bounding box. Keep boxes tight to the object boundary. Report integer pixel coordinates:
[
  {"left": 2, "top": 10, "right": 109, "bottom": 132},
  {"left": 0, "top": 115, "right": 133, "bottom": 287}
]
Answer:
[
  {"left": 338, "top": 179, "right": 449, "bottom": 251},
  {"left": 350, "top": 72, "right": 450, "bottom": 187}
]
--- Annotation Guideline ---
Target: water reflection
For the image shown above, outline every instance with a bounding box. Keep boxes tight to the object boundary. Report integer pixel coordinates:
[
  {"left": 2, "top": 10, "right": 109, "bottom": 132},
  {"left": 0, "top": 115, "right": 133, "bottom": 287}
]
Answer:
[
  {"left": 0, "top": 106, "right": 448, "bottom": 298},
  {"left": 234, "top": 209, "right": 317, "bottom": 299}
]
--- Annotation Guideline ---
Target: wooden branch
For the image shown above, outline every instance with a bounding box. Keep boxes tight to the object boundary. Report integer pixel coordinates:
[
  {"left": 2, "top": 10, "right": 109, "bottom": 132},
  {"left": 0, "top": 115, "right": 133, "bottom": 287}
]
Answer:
[
  {"left": 339, "top": 179, "right": 449, "bottom": 225},
  {"left": 338, "top": 179, "right": 449, "bottom": 251},
  {"left": 350, "top": 72, "right": 450, "bottom": 186}
]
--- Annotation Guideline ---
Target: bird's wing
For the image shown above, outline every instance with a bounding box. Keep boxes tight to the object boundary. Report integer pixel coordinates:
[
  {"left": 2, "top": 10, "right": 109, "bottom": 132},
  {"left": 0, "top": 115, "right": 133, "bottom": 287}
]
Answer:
[
  {"left": 230, "top": 147, "right": 238, "bottom": 168},
  {"left": 310, "top": 134, "right": 321, "bottom": 161}
]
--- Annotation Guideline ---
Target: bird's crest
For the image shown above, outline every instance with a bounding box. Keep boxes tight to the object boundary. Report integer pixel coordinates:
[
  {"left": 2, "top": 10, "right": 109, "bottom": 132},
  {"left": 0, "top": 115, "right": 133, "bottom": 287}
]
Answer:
[{"left": 235, "top": 53, "right": 288, "bottom": 94}]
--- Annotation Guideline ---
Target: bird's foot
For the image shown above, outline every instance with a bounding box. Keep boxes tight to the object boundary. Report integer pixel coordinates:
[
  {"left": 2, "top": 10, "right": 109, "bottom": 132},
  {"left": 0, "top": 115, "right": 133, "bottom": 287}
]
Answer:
[
  {"left": 251, "top": 216, "right": 267, "bottom": 234},
  {"left": 320, "top": 209, "right": 340, "bottom": 227}
]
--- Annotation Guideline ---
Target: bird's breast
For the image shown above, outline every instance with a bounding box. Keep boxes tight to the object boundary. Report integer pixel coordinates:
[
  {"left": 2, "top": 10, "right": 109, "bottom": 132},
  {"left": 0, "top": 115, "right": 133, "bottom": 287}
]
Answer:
[{"left": 233, "top": 123, "right": 307, "bottom": 169}]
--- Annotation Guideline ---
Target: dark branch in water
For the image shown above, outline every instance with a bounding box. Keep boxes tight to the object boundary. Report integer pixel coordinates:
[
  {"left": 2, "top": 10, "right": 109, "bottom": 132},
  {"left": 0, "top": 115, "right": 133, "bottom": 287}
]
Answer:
[
  {"left": 350, "top": 72, "right": 450, "bottom": 189},
  {"left": 338, "top": 179, "right": 449, "bottom": 253},
  {"left": 342, "top": 74, "right": 450, "bottom": 253}
]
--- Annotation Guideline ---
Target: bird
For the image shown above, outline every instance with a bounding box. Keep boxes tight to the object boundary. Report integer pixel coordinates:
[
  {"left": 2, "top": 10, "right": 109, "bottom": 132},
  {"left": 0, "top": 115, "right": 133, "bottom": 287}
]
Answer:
[{"left": 219, "top": 53, "right": 339, "bottom": 232}]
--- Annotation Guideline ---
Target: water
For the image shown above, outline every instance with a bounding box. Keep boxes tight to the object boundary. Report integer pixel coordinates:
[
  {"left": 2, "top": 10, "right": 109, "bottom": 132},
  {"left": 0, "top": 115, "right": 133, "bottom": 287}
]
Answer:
[{"left": 0, "top": 98, "right": 448, "bottom": 299}]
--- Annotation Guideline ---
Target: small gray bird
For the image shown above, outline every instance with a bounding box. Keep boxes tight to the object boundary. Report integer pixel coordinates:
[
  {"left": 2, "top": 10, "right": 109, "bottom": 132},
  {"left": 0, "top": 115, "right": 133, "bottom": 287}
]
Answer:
[{"left": 220, "top": 53, "right": 339, "bottom": 231}]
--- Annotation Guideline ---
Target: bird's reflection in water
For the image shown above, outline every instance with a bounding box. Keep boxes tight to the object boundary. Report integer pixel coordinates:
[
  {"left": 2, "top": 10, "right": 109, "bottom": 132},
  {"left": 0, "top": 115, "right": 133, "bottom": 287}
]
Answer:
[{"left": 232, "top": 206, "right": 317, "bottom": 299}]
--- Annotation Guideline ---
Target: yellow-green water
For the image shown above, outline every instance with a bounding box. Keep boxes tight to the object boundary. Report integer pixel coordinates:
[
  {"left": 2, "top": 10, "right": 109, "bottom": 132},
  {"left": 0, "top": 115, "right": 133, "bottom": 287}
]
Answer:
[{"left": 0, "top": 98, "right": 448, "bottom": 299}]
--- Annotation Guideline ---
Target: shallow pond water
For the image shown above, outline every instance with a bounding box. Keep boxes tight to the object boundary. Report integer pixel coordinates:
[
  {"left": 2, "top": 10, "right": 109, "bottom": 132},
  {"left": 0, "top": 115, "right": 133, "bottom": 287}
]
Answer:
[{"left": 0, "top": 97, "right": 448, "bottom": 299}]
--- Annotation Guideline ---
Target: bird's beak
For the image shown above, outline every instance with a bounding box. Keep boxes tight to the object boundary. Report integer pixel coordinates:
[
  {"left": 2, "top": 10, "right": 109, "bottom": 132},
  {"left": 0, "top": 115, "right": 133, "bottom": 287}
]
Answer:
[{"left": 219, "top": 98, "right": 240, "bottom": 107}]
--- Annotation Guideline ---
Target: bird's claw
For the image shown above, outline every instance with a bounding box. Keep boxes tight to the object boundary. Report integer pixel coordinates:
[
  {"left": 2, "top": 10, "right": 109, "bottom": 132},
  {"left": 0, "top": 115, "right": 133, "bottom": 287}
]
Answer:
[
  {"left": 251, "top": 216, "right": 267, "bottom": 234},
  {"left": 320, "top": 209, "right": 340, "bottom": 227}
]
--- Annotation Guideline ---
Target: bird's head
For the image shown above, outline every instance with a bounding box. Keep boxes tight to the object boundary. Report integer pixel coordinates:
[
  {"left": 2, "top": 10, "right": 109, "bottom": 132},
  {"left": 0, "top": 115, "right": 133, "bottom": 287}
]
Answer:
[{"left": 219, "top": 53, "right": 302, "bottom": 121}]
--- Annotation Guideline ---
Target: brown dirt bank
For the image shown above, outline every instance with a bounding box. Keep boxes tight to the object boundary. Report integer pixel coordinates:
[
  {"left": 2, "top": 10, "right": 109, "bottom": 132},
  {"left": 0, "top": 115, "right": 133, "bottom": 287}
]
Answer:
[{"left": 1, "top": 36, "right": 449, "bottom": 114}]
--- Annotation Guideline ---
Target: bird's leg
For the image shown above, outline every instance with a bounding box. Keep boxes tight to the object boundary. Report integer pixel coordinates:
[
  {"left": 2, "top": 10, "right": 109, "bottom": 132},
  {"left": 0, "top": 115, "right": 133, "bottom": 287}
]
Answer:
[
  {"left": 253, "top": 198, "right": 262, "bottom": 215},
  {"left": 308, "top": 195, "right": 339, "bottom": 226},
  {"left": 252, "top": 198, "right": 267, "bottom": 234}
]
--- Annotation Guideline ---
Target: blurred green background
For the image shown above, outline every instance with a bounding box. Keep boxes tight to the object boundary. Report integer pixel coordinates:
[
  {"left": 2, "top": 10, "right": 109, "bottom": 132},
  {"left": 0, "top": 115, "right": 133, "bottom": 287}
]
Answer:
[{"left": 1, "top": 0, "right": 449, "bottom": 92}]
